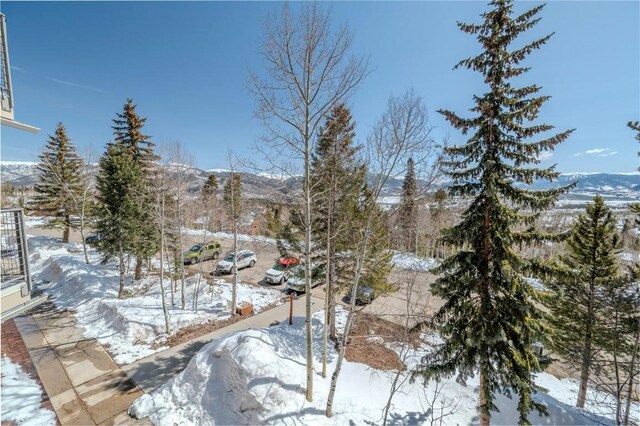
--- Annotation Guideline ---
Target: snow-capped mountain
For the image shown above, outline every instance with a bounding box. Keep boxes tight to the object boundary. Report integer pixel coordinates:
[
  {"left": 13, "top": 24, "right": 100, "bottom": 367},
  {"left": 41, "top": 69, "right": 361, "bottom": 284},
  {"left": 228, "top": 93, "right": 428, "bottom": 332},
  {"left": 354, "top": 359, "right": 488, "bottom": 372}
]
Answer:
[{"left": 2, "top": 160, "right": 638, "bottom": 206}]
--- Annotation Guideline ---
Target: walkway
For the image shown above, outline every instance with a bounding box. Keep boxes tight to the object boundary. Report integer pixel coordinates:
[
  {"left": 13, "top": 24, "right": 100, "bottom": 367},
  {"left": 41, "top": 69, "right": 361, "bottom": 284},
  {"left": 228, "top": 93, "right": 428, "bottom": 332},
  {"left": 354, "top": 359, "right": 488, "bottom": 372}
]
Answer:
[
  {"left": 13, "top": 302, "right": 149, "bottom": 425},
  {"left": 123, "top": 293, "right": 325, "bottom": 393}
]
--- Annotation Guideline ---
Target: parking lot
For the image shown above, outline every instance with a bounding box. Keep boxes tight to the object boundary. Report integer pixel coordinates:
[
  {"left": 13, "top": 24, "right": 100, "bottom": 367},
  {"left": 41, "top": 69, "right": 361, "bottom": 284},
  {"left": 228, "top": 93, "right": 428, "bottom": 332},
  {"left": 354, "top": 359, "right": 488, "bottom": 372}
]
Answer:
[
  {"left": 182, "top": 233, "right": 289, "bottom": 291},
  {"left": 27, "top": 226, "right": 442, "bottom": 327}
]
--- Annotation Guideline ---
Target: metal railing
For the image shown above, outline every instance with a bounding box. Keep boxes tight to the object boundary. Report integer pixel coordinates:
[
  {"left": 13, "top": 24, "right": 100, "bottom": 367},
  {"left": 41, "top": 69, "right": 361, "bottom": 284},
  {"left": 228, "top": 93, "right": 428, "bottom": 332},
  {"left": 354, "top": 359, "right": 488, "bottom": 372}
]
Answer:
[{"left": 0, "top": 208, "right": 31, "bottom": 291}]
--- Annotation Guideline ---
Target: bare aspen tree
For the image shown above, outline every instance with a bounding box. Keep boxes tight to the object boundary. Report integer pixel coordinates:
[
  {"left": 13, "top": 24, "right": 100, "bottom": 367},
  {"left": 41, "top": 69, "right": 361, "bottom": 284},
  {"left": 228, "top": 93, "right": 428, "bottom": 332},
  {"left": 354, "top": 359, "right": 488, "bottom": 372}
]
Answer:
[
  {"left": 222, "top": 151, "right": 243, "bottom": 316},
  {"left": 251, "top": 1, "right": 368, "bottom": 402},
  {"left": 39, "top": 152, "right": 95, "bottom": 264},
  {"left": 381, "top": 269, "right": 429, "bottom": 425},
  {"left": 327, "top": 89, "right": 436, "bottom": 416},
  {"left": 166, "top": 143, "right": 194, "bottom": 310},
  {"left": 154, "top": 148, "right": 174, "bottom": 334}
]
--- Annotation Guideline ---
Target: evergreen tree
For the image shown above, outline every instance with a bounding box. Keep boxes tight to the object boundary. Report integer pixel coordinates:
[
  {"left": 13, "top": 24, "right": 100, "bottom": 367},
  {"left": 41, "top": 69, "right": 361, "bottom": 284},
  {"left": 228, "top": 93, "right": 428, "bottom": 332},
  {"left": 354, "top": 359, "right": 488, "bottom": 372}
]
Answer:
[
  {"left": 33, "top": 123, "right": 84, "bottom": 243},
  {"left": 546, "top": 196, "right": 620, "bottom": 408},
  {"left": 629, "top": 121, "right": 640, "bottom": 163},
  {"left": 202, "top": 174, "right": 219, "bottom": 202},
  {"left": 310, "top": 103, "right": 364, "bottom": 344},
  {"left": 413, "top": 2, "right": 574, "bottom": 424},
  {"left": 110, "top": 99, "right": 159, "bottom": 280},
  {"left": 398, "top": 157, "right": 418, "bottom": 252},
  {"left": 95, "top": 143, "right": 141, "bottom": 297}
]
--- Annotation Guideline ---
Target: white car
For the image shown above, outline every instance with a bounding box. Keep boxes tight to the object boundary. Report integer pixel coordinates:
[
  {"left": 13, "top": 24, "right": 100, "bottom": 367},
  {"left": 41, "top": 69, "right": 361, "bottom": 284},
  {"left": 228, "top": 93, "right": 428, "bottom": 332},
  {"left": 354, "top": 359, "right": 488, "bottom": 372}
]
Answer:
[
  {"left": 215, "top": 250, "right": 257, "bottom": 274},
  {"left": 264, "top": 258, "right": 300, "bottom": 284}
]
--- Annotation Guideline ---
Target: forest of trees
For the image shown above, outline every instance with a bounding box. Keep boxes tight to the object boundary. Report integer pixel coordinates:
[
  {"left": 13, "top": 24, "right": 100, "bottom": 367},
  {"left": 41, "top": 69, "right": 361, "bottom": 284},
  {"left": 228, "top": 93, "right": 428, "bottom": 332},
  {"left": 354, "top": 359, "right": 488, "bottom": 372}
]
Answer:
[{"left": 23, "top": 1, "right": 639, "bottom": 424}]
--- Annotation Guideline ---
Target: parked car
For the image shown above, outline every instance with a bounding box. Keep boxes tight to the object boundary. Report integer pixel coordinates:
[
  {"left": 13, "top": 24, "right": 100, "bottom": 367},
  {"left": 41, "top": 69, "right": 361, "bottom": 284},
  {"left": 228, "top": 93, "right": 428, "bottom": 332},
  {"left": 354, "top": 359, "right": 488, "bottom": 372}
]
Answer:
[
  {"left": 215, "top": 250, "right": 257, "bottom": 274},
  {"left": 285, "top": 264, "right": 325, "bottom": 293},
  {"left": 264, "top": 257, "right": 300, "bottom": 285},
  {"left": 346, "top": 285, "right": 376, "bottom": 305},
  {"left": 183, "top": 241, "right": 221, "bottom": 265},
  {"left": 84, "top": 233, "right": 105, "bottom": 246}
]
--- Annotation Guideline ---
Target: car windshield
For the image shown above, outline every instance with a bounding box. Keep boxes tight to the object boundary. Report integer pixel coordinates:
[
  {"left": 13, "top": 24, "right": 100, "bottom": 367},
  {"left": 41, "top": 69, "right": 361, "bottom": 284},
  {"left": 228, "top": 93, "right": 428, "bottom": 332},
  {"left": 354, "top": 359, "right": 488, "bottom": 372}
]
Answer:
[
  {"left": 272, "top": 263, "right": 287, "bottom": 271},
  {"left": 225, "top": 254, "right": 235, "bottom": 262},
  {"left": 188, "top": 245, "right": 202, "bottom": 252}
]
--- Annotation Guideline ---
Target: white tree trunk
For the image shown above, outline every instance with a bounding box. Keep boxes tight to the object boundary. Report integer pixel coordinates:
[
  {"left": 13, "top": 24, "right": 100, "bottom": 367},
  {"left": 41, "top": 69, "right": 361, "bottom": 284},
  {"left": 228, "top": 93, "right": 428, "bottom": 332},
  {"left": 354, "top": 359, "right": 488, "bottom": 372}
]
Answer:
[
  {"left": 231, "top": 218, "right": 238, "bottom": 315},
  {"left": 159, "top": 194, "right": 171, "bottom": 334}
]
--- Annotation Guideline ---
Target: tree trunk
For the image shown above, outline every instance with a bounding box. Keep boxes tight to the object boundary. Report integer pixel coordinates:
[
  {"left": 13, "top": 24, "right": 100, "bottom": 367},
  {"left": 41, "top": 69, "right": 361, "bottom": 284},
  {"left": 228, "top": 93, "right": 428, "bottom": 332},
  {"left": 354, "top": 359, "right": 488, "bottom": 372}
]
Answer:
[
  {"left": 134, "top": 257, "right": 143, "bottom": 280},
  {"left": 166, "top": 250, "right": 175, "bottom": 306},
  {"left": 304, "top": 135, "right": 314, "bottom": 403},
  {"left": 623, "top": 318, "right": 639, "bottom": 425},
  {"left": 159, "top": 196, "right": 171, "bottom": 334},
  {"left": 118, "top": 242, "right": 125, "bottom": 298},
  {"left": 79, "top": 195, "right": 89, "bottom": 264},
  {"left": 322, "top": 217, "right": 331, "bottom": 378},
  {"left": 327, "top": 234, "right": 368, "bottom": 416},
  {"left": 193, "top": 216, "right": 208, "bottom": 312},
  {"left": 178, "top": 217, "right": 186, "bottom": 310},
  {"left": 329, "top": 258, "right": 337, "bottom": 342},
  {"left": 63, "top": 213, "right": 70, "bottom": 243},
  {"left": 479, "top": 367, "right": 490, "bottom": 426},
  {"left": 577, "top": 280, "right": 595, "bottom": 409},
  {"left": 231, "top": 218, "right": 238, "bottom": 315}
]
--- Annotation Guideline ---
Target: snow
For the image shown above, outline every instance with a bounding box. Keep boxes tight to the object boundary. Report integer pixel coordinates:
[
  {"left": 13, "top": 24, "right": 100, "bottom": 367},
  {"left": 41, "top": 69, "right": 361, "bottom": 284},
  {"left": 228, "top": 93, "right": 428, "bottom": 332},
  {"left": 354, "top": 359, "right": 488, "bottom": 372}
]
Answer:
[
  {"left": 181, "top": 228, "right": 278, "bottom": 245},
  {"left": 618, "top": 252, "right": 639, "bottom": 263},
  {"left": 391, "top": 251, "right": 438, "bottom": 272},
  {"left": 129, "top": 307, "right": 622, "bottom": 425},
  {"left": 525, "top": 277, "right": 547, "bottom": 291},
  {"left": 28, "top": 236, "right": 284, "bottom": 365},
  {"left": 23, "top": 215, "right": 54, "bottom": 228},
  {"left": 1, "top": 356, "right": 56, "bottom": 426}
]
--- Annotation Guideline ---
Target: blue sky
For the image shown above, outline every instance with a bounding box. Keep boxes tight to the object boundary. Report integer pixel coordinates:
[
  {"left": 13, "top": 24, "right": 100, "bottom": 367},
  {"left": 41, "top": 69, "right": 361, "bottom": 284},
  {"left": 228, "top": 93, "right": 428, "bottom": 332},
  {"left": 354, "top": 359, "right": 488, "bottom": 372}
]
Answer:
[{"left": 1, "top": 1, "right": 638, "bottom": 173}]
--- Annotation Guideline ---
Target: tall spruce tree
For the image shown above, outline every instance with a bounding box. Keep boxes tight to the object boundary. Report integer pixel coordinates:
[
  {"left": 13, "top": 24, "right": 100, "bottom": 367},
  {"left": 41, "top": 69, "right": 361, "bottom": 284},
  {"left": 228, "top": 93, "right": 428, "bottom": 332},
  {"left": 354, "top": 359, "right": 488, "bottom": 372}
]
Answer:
[
  {"left": 398, "top": 157, "right": 418, "bottom": 253},
  {"left": 33, "top": 123, "right": 84, "bottom": 243},
  {"left": 310, "top": 104, "right": 362, "bottom": 340},
  {"left": 202, "top": 174, "right": 219, "bottom": 202},
  {"left": 413, "top": 2, "right": 575, "bottom": 424},
  {"left": 111, "top": 99, "right": 159, "bottom": 280},
  {"left": 546, "top": 195, "right": 620, "bottom": 408},
  {"left": 95, "top": 142, "right": 141, "bottom": 297}
]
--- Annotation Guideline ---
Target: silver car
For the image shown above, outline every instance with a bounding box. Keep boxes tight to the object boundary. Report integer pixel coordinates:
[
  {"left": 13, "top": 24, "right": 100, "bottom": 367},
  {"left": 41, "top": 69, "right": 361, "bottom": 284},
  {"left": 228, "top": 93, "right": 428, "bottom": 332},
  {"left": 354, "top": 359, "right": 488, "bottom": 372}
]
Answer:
[{"left": 215, "top": 250, "right": 257, "bottom": 274}]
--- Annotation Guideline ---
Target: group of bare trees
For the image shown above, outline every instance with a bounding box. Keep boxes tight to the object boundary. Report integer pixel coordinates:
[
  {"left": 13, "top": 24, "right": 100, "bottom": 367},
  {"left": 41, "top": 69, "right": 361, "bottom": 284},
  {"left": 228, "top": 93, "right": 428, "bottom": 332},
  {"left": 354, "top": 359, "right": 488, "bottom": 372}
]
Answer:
[{"left": 250, "top": 2, "right": 442, "bottom": 416}]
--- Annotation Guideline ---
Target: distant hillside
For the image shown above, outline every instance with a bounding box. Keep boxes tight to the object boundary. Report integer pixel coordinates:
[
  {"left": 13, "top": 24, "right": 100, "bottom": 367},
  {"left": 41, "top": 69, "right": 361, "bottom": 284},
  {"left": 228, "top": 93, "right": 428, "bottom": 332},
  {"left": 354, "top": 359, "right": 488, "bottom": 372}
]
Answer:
[{"left": 2, "top": 161, "right": 638, "bottom": 207}]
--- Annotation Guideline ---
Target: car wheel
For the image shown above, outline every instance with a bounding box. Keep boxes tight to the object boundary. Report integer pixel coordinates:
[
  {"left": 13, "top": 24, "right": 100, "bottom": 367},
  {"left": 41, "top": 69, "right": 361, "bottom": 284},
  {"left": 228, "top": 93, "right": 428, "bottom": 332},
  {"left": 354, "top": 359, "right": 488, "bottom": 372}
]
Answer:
[
  {"left": 279, "top": 277, "right": 285, "bottom": 286},
  {"left": 191, "top": 257, "right": 197, "bottom": 265},
  {"left": 214, "top": 252, "right": 219, "bottom": 259},
  {"left": 249, "top": 260, "right": 256, "bottom": 268}
]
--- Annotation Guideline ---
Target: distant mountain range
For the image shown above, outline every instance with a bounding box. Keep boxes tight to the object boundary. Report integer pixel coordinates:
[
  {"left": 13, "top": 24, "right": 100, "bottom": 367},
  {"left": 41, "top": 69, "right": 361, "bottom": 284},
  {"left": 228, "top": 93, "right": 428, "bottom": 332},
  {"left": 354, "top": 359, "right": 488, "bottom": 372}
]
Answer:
[{"left": 2, "top": 161, "right": 638, "bottom": 208}]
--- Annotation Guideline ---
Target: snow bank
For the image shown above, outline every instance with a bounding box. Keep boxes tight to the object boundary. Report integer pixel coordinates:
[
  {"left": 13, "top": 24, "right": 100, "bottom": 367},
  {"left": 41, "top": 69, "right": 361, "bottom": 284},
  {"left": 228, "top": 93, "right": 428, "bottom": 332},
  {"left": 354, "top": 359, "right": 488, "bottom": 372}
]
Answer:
[
  {"left": 28, "top": 236, "right": 283, "bottom": 365},
  {"left": 391, "top": 251, "right": 438, "bottom": 272},
  {"left": 1, "top": 356, "right": 56, "bottom": 426},
  {"left": 130, "top": 308, "right": 617, "bottom": 425}
]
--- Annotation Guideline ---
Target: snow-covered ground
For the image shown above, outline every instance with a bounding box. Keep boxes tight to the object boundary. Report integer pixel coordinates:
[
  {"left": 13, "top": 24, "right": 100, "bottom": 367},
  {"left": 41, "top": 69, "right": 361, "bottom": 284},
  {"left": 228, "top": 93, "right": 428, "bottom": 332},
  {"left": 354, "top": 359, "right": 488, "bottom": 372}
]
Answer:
[
  {"left": 1, "top": 356, "right": 56, "bottom": 426},
  {"left": 181, "top": 228, "right": 278, "bottom": 246},
  {"left": 28, "top": 236, "right": 284, "bottom": 365},
  {"left": 391, "top": 251, "right": 438, "bottom": 272},
  {"left": 23, "top": 215, "right": 54, "bottom": 228},
  {"left": 130, "top": 309, "right": 628, "bottom": 425}
]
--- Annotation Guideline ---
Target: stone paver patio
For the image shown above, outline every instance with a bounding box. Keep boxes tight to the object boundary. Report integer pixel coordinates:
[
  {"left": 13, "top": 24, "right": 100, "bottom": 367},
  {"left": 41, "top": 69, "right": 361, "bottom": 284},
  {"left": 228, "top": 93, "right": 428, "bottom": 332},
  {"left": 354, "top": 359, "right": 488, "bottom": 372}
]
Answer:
[{"left": 12, "top": 303, "right": 149, "bottom": 425}]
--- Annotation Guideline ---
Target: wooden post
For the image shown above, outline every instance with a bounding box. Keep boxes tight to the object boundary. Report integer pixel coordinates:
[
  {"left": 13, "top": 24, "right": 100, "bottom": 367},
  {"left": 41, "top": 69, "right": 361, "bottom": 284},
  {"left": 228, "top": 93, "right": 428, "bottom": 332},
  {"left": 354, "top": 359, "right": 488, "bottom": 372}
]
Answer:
[{"left": 289, "top": 292, "right": 294, "bottom": 325}]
